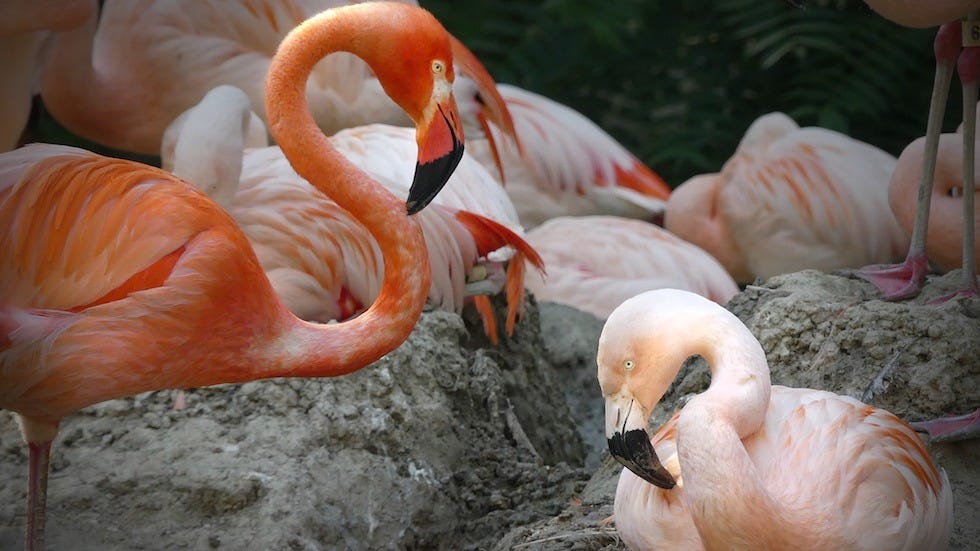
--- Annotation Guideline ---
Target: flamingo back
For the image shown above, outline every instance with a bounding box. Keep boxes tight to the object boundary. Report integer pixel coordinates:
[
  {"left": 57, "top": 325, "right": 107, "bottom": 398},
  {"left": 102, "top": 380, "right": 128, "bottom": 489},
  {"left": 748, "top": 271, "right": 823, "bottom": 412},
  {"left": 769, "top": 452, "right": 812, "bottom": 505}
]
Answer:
[
  {"left": 523, "top": 216, "right": 738, "bottom": 319},
  {"left": 668, "top": 112, "right": 908, "bottom": 283}
]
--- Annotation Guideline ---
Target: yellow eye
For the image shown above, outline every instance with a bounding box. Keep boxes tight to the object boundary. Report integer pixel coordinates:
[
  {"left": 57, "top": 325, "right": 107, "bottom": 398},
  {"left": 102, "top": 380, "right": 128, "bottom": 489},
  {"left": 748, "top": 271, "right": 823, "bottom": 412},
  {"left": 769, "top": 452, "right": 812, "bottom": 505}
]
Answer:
[
  {"left": 624, "top": 360, "right": 635, "bottom": 371},
  {"left": 432, "top": 60, "right": 445, "bottom": 74}
]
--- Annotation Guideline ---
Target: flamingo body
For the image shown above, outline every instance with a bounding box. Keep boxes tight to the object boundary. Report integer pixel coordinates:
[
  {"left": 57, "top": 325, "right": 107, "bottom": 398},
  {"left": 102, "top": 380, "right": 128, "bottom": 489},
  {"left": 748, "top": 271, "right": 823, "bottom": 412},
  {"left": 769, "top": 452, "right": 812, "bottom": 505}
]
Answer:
[
  {"left": 38, "top": 0, "right": 509, "bottom": 157},
  {"left": 666, "top": 112, "right": 907, "bottom": 283},
  {"left": 889, "top": 122, "right": 980, "bottom": 273},
  {"left": 1, "top": 145, "right": 293, "bottom": 422},
  {"left": 600, "top": 289, "right": 953, "bottom": 551},
  {"left": 0, "top": 0, "right": 92, "bottom": 151},
  {"left": 523, "top": 216, "right": 737, "bottom": 319},
  {"left": 3, "top": 3, "right": 467, "bottom": 548},
  {"left": 863, "top": 1, "right": 980, "bottom": 27}
]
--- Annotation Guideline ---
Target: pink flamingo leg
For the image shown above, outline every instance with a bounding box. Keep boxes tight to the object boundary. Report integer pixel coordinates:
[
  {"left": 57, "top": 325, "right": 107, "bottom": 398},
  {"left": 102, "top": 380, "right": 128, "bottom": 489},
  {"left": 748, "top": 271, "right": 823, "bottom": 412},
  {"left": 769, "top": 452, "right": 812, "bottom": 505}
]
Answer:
[
  {"left": 26, "top": 441, "right": 51, "bottom": 551},
  {"left": 911, "top": 408, "right": 980, "bottom": 442},
  {"left": 855, "top": 23, "right": 961, "bottom": 300},
  {"left": 932, "top": 16, "right": 980, "bottom": 304}
]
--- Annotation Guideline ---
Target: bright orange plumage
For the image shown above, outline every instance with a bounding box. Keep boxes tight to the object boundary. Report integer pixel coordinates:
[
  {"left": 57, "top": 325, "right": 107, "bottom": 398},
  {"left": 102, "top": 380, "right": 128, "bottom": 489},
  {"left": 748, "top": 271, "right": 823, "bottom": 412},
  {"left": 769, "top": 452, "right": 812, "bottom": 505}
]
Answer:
[
  {"left": 1, "top": 145, "right": 285, "bottom": 422},
  {"left": 3, "top": 3, "right": 468, "bottom": 548}
]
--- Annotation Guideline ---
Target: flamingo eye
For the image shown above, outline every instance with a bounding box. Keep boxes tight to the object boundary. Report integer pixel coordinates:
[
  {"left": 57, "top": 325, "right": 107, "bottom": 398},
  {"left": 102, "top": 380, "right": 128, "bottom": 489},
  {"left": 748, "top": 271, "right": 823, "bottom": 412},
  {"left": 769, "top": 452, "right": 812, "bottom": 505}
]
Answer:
[
  {"left": 432, "top": 60, "right": 445, "bottom": 74},
  {"left": 624, "top": 360, "right": 635, "bottom": 371}
]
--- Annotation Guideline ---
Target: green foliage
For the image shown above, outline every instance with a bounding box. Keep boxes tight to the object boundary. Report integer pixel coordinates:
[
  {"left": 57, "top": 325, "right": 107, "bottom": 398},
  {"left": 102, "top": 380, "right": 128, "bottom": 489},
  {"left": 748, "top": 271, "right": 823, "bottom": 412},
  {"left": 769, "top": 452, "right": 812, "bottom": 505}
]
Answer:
[{"left": 424, "top": 0, "right": 960, "bottom": 187}]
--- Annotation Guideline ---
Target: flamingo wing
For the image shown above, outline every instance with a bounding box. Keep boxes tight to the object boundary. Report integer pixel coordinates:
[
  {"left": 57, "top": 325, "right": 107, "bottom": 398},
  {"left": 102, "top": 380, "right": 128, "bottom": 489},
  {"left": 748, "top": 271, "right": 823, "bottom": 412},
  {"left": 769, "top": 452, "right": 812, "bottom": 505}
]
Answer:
[
  {"left": 0, "top": 144, "right": 218, "bottom": 311},
  {"left": 523, "top": 216, "right": 738, "bottom": 319},
  {"left": 745, "top": 387, "right": 953, "bottom": 551},
  {"left": 479, "top": 84, "right": 670, "bottom": 227},
  {"left": 614, "top": 386, "right": 953, "bottom": 551}
]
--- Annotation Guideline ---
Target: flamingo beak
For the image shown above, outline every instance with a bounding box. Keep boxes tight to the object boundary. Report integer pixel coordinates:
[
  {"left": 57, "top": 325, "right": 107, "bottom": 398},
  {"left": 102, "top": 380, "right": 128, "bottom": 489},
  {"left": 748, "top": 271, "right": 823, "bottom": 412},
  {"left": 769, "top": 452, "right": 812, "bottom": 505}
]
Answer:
[
  {"left": 407, "top": 93, "right": 465, "bottom": 215},
  {"left": 605, "top": 394, "right": 676, "bottom": 489}
]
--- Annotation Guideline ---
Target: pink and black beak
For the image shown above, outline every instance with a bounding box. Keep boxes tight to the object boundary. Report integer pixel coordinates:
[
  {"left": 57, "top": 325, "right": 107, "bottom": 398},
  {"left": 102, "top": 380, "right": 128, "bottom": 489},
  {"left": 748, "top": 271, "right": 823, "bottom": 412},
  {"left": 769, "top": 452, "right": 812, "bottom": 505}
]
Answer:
[
  {"left": 605, "top": 393, "right": 676, "bottom": 489},
  {"left": 407, "top": 94, "right": 465, "bottom": 215},
  {"left": 607, "top": 429, "right": 676, "bottom": 489}
]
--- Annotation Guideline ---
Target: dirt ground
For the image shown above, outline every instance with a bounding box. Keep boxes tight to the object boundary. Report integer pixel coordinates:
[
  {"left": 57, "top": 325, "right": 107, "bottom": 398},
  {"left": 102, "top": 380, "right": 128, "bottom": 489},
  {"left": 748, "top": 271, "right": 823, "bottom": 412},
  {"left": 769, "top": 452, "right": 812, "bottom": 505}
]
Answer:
[{"left": 1, "top": 270, "right": 978, "bottom": 550}]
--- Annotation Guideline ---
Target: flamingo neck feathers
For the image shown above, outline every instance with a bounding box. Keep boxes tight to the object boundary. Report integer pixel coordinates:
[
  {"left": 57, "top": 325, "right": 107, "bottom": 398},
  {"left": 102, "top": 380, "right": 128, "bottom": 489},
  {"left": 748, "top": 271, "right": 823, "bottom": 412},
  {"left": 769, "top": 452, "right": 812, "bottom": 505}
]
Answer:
[
  {"left": 260, "top": 5, "right": 431, "bottom": 378},
  {"left": 670, "top": 309, "right": 822, "bottom": 549}
]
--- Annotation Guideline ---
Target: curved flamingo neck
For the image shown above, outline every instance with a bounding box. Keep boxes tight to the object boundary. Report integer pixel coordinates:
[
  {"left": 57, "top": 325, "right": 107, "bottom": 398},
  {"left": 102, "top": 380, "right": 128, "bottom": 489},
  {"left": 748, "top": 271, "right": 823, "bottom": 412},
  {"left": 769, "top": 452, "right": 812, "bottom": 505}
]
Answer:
[
  {"left": 669, "top": 309, "right": 817, "bottom": 548},
  {"left": 260, "top": 5, "right": 431, "bottom": 377}
]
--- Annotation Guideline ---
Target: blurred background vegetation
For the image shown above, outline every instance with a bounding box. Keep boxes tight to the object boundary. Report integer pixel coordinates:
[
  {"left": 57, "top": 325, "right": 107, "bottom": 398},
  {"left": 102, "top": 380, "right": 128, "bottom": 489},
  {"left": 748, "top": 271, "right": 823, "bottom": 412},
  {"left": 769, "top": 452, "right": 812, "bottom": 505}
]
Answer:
[
  {"left": 424, "top": 0, "right": 960, "bottom": 187},
  {"left": 31, "top": 0, "right": 963, "bottom": 188}
]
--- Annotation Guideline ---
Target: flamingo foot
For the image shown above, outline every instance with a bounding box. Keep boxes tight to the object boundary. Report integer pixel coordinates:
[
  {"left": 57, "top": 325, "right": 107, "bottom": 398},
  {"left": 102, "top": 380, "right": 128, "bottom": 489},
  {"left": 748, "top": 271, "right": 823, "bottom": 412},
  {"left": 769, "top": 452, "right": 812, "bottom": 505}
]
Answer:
[
  {"left": 910, "top": 408, "right": 980, "bottom": 442},
  {"left": 851, "top": 253, "right": 930, "bottom": 300},
  {"left": 927, "top": 276, "right": 980, "bottom": 305}
]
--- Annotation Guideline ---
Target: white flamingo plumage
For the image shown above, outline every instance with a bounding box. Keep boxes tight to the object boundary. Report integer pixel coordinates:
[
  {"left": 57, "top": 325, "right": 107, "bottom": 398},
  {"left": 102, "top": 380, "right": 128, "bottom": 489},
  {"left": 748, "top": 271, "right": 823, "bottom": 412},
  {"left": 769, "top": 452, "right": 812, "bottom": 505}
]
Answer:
[
  {"left": 599, "top": 289, "right": 954, "bottom": 551},
  {"left": 522, "top": 215, "right": 737, "bottom": 320}
]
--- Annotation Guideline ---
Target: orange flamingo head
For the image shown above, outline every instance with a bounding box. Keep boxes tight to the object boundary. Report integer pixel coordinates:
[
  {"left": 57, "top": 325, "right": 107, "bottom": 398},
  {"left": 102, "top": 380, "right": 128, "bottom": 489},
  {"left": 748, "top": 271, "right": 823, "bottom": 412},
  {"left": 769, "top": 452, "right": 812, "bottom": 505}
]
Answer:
[
  {"left": 269, "top": 2, "right": 466, "bottom": 215},
  {"left": 349, "top": 3, "right": 466, "bottom": 214}
]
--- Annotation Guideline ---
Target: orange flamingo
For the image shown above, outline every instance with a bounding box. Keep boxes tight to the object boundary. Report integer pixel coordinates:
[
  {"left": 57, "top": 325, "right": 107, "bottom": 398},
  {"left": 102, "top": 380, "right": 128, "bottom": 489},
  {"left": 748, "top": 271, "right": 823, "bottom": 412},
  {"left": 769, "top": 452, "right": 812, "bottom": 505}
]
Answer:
[
  {"left": 599, "top": 289, "right": 953, "bottom": 550},
  {"left": 522, "top": 215, "right": 737, "bottom": 320},
  {"left": 163, "top": 85, "right": 542, "bottom": 342},
  {"left": 1, "top": 3, "right": 465, "bottom": 549},
  {"left": 37, "top": 0, "right": 509, "bottom": 156},
  {"left": 665, "top": 112, "right": 908, "bottom": 284},
  {"left": 459, "top": 82, "right": 672, "bottom": 229}
]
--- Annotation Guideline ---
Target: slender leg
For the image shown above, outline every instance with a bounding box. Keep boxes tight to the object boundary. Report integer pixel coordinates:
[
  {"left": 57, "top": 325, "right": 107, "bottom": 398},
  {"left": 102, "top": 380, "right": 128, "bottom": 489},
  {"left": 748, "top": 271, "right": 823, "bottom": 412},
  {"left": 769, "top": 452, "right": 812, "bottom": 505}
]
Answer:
[
  {"left": 931, "top": 15, "right": 980, "bottom": 303},
  {"left": 854, "top": 23, "right": 961, "bottom": 300},
  {"left": 26, "top": 440, "right": 51, "bottom": 551}
]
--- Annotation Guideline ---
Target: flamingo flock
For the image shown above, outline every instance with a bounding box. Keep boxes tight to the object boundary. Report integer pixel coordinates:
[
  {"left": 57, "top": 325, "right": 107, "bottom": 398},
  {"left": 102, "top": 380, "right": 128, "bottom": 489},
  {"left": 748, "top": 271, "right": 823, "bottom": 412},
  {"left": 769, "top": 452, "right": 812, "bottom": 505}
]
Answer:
[{"left": 0, "top": 0, "right": 970, "bottom": 549}]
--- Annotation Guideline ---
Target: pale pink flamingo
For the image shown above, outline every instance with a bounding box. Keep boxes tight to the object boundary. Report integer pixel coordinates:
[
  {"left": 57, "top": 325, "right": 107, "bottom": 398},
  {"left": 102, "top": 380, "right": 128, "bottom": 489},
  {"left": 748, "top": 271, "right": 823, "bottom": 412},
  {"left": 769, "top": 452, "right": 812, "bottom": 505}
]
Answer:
[
  {"left": 888, "top": 106, "right": 980, "bottom": 275},
  {"left": 522, "top": 215, "right": 737, "bottom": 319},
  {"left": 863, "top": 1, "right": 980, "bottom": 28},
  {"left": 1, "top": 3, "right": 465, "bottom": 549},
  {"left": 37, "top": 0, "right": 510, "bottom": 156},
  {"left": 163, "top": 85, "right": 542, "bottom": 343},
  {"left": 0, "top": 0, "right": 91, "bottom": 151},
  {"left": 665, "top": 111, "right": 908, "bottom": 284},
  {"left": 457, "top": 82, "right": 672, "bottom": 229},
  {"left": 599, "top": 289, "right": 953, "bottom": 550}
]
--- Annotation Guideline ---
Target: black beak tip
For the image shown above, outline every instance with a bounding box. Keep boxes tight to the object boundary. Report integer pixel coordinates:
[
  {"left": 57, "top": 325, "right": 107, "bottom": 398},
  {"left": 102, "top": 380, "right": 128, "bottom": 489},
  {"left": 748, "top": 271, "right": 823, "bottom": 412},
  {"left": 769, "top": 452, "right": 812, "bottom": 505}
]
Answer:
[
  {"left": 405, "top": 144, "right": 465, "bottom": 215},
  {"left": 607, "top": 430, "right": 677, "bottom": 490}
]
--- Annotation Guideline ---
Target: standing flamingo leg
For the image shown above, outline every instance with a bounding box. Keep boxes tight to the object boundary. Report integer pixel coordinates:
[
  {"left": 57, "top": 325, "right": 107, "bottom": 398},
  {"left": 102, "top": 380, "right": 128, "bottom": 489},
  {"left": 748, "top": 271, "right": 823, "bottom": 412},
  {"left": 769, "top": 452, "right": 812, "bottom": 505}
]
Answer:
[
  {"left": 936, "top": 14, "right": 980, "bottom": 302},
  {"left": 933, "top": 26, "right": 980, "bottom": 303},
  {"left": 26, "top": 440, "right": 51, "bottom": 551},
  {"left": 854, "top": 23, "right": 961, "bottom": 299}
]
